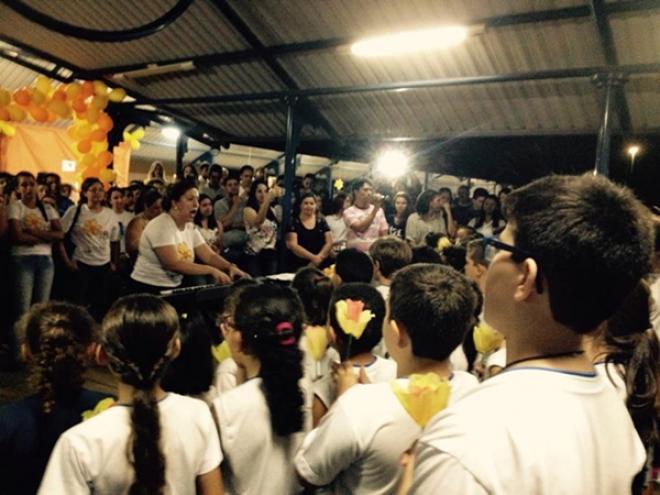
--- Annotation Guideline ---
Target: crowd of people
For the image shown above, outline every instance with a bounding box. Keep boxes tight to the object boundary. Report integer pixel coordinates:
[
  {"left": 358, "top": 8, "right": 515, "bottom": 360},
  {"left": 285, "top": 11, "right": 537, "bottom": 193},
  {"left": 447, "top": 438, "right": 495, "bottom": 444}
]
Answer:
[{"left": 0, "top": 164, "right": 658, "bottom": 494}]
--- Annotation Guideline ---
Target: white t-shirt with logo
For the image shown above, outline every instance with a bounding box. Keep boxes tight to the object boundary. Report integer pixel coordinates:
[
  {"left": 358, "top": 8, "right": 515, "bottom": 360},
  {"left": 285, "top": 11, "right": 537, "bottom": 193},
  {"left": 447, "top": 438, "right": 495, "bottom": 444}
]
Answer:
[
  {"left": 38, "top": 393, "right": 222, "bottom": 495},
  {"left": 131, "top": 213, "right": 206, "bottom": 288},
  {"left": 7, "top": 201, "right": 59, "bottom": 256},
  {"left": 410, "top": 368, "right": 646, "bottom": 495},
  {"left": 213, "top": 378, "right": 306, "bottom": 495},
  {"left": 112, "top": 210, "right": 134, "bottom": 254},
  {"left": 61, "top": 205, "right": 119, "bottom": 266},
  {"left": 296, "top": 371, "right": 478, "bottom": 494}
]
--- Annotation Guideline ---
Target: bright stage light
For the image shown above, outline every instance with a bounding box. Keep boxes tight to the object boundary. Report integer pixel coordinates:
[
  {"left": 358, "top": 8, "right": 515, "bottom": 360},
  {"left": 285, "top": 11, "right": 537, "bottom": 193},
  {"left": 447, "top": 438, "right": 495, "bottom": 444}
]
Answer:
[
  {"left": 627, "top": 145, "right": 640, "bottom": 158},
  {"left": 376, "top": 149, "right": 409, "bottom": 179},
  {"left": 351, "top": 26, "right": 468, "bottom": 57},
  {"left": 162, "top": 126, "right": 181, "bottom": 140}
]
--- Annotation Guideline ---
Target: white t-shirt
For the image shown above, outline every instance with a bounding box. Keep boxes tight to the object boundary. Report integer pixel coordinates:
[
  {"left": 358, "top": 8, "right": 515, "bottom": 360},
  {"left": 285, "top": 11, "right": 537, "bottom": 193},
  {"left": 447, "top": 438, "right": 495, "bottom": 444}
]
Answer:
[
  {"left": 39, "top": 393, "right": 222, "bottom": 495},
  {"left": 215, "top": 357, "right": 239, "bottom": 394},
  {"left": 7, "top": 201, "right": 59, "bottom": 256},
  {"left": 296, "top": 371, "right": 478, "bottom": 495},
  {"left": 61, "top": 205, "right": 119, "bottom": 266},
  {"left": 131, "top": 213, "right": 206, "bottom": 288},
  {"left": 449, "top": 345, "right": 469, "bottom": 372},
  {"left": 112, "top": 210, "right": 134, "bottom": 254},
  {"left": 410, "top": 368, "right": 646, "bottom": 495},
  {"left": 213, "top": 378, "right": 306, "bottom": 495},
  {"left": 405, "top": 213, "right": 446, "bottom": 245},
  {"left": 325, "top": 214, "right": 347, "bottom": 251},
  {"left": 313, "top": 355, "right": 397, "bottom": 409},
  {"left": 594, "top": 362, "right": 628, "bottom": 401},
  {"left": 649, "top": 275, "right": 660, "bottom": 339}
]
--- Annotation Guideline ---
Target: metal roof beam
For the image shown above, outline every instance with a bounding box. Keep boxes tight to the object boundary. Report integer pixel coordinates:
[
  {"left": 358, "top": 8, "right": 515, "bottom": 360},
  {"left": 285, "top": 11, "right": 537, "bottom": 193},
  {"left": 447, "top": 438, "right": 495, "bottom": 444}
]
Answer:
[
  {"left": 590, "top": 0, "right": 632, "bottom": 131},
  {"left": 125, "top": 62, "right": 660, "bottom": 106},
  {"left": 86, "top": 1, "right": 660, "bottom": 77},
  {"left": 209, "top": 0, "right": 340, "bottom": 141}
]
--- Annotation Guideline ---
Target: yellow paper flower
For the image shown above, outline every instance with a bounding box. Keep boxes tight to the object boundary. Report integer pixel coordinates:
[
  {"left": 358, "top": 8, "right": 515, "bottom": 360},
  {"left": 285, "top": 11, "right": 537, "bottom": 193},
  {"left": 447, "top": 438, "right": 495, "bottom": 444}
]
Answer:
[
  {"left": 24, "top": 213, "right": 45, "bottom": 231},
  {"left": 81, "top": 397, "right": 115, "bottom": 421},
  {"left": 335, "top": 299, "right": 374, "bottom": 339},
  {"left": 305, "top": 325, "right": 329, "bottom": 361},
  {"left": 82, "top": 219, "right": 103, "bottom": 236},
  {"left": 391, "top": 373, "right": 451, "bottom": 427},
  {"left": 176, "top": 242, "right": 193, "bottom": 262},
  {"left": 211, "top": 340, "right": 232, "bottom": 363},
  {"left": 323, "top": 264, "right": 335, "bottom": 278},
  {"left": 436, "top": 236, "right": 452, "bottom": 252},
  {"left": 473, "top": 322, "right": 504, "bottom": 355}
]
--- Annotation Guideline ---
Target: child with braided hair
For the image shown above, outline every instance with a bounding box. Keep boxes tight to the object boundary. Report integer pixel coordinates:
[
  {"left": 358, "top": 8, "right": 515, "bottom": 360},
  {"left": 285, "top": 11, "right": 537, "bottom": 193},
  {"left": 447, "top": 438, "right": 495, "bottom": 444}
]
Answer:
[
  {"left": 212, "top": 283, "right": 307, "bottom": 494},
  {"left": 39, "top": 294, "right": 223, "bottom": 495},
  {"left": 0, "top": 302, "right": 109, "bottom": 495}
]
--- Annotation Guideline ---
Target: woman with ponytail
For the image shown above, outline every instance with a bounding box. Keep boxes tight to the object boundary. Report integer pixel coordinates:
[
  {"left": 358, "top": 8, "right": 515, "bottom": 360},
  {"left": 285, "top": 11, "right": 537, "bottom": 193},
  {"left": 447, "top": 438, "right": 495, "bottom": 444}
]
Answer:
[
  {"left": 213, "top": 284, "right": 306, "bottom": 494},
  {"left": 0, "top": 302, "right": 108, "bottom": 495},
  {"left": 40, "top": 294, "right": 223, "bottom": 495},
  {"left": 585, "top": 281, "right": 659, "bottom": 494}
]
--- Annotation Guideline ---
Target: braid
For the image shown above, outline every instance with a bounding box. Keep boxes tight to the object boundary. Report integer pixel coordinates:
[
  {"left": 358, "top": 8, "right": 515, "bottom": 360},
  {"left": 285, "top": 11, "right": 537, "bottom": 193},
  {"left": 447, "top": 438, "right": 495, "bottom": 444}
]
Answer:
[
  {"left": 129, "top": 389, "right": 166, "bottom": 495},
  {"left": 31, "top": 329, "right": 86, "bottom": 415}
]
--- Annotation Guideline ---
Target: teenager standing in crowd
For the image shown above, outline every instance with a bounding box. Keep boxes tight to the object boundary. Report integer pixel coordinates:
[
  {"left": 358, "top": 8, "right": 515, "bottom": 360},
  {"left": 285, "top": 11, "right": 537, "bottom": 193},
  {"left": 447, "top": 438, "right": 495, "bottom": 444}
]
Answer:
[
  {"left": 405, "top": 190, "right": 447, "bottom": 245},
  {"left": 387, "top": 191, "right": 412, "bottom": 239},
  {"left": 324, "top": 192, "right": 349, "bottom": 255},
  {"left": 343, "top": 178, "right": 388, "bottom": 253},
  {"left": 243, "top": 179, "right": 280, "bottom": 277}
]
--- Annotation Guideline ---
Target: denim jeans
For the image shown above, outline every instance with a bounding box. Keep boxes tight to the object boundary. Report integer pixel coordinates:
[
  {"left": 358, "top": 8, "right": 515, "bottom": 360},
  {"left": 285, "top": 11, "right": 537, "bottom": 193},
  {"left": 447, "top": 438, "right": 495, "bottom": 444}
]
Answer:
[{"left": 11, "top": 254, "right": 54, "bottom": 341}]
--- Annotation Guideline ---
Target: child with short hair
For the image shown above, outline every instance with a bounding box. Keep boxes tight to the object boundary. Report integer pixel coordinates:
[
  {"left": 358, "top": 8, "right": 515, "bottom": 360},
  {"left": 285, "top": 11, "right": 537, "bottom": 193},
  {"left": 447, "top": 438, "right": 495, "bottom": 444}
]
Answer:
[
  {"left": 213, "top": 284, "right": 306, "bottom": 494},
  {"left": 410, "top": 174, "right": 654, "bottom": 494},
  {"left": 295, "top": 264, "right": 478, "bottom": 494},
  {"left": 332, "top": 248, "right": 374, "bottom": 285},
  {"left": 39, "top": 294, "right": 222, "bottom": 495},
  {"left": 0, "top": 302, "right": 109, "bottom": 495},
  {"left": 311, "top": 283, "right": 396, "bottom": 425},
  {"left": 369, "top": 237, "right": 412, "bottom": 300}
]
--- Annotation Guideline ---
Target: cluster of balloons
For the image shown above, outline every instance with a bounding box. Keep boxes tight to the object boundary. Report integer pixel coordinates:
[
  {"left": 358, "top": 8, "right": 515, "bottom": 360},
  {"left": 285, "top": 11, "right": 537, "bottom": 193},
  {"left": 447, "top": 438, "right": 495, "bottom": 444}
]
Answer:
[{"left": 0, "top": 76, "right": 143, "bottom": 186}]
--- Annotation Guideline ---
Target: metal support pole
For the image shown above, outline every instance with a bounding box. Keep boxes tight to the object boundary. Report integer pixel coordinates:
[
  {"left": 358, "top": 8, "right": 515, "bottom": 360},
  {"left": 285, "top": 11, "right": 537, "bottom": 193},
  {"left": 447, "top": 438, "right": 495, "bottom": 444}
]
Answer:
[
  {"left": 594, "top": 75, "right": 615, "bottom": 176},
  {"left": 279, "top": 99, "right": 301, "bottom": 269},
  {"left": 175, "top": 133, "right": 188, "bottom": 179}
]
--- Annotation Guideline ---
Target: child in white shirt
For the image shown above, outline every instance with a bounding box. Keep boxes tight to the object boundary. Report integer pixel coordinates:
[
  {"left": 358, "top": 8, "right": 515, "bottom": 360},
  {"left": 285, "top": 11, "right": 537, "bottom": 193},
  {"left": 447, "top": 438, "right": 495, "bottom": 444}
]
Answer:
[
  {"left": 39, "top": 294, "right": 223, "bottom": 495},
  {"left": 296, "top": 264, "right": 479, "bottom": 494},
  {"left": 213, "top": 284, "right": 307, "bottom": 494},
  {"left": 312, "top": 283, "right": 397, "bottom": 426}
]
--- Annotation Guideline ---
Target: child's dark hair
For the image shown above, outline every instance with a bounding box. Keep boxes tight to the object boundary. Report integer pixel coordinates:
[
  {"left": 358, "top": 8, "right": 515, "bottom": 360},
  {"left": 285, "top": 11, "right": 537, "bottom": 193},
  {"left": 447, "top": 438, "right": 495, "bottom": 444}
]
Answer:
[
  {"left": 329, "top": 283, "right": 386, "bottom": 358},
  {"left": 292, "top": 267, "right": 334, "bottom": 326},
  {"left": 411, "top": 246, "right": 443, "bottom": 264},
  {"left": 473, "top": 194, "right": 504, "bottom": 230},
  {"left": 415, "top": 190, "right": 440, "bottom": 215},
  {"left": 325, "top": 192, "right": 347, "bottom": 216},
  {"left": 443, "top": 245, "right": 468, "bottom": 273},
  {"left": 369, "top": 237, "right": 413, "bottom": 279},
  {"left": 161, "top": 313, "right": 215, "bottom": 397},
  {"left": 461, "top": 280, "right": 483, "bottom": 372},
  {"left": 22, "top": 302, "right": 96, "bottom": 414},
  {"left": 162, "top": 178, "right": 197, "bottom": 212},
  {"left": 505, "top": 174, "right": 653, "bottom": 333},
  {"left": 234, "top": 284, "right": 305, "bottom": 436},
  {"left": 194, "top": 193, "right": 219, "bottom": 229},
  {"left": 390, "top": 264, "right": 477, "bottom": 361},
  {"left": 335, "top": 248, "right": 374, "bottom": 284},
  {"left": 602, "top": 282, "right": 659, "bottom": 448},
  {"left": 102, "top": 294, "right": 180, "bottom": 495},
  {"left": 466, "top": 239, "right": 489, "bottom": 268},
  {"left": 134, "top": 187, "right": 162, "bottom": 215}
]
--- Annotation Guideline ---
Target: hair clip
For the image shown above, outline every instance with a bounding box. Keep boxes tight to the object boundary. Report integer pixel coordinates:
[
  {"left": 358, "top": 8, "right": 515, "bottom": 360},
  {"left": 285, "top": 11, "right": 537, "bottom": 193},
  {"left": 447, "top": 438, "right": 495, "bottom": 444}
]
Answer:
[{"left": 275, "top": 321, "right": 296, "bottom": 346}]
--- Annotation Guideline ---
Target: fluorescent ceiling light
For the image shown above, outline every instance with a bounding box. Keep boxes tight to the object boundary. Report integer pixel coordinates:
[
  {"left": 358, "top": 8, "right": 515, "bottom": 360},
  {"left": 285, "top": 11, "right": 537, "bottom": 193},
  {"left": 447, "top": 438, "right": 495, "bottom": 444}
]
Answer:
[
  {"left": 376, "top": 149, "right": 409, "bottom": 179},
  {"left": 352, "top": 26, "right": 469, "bottom": 57},
  {"left": 162, "top": 126, "right": 181, "bottom": 140}
]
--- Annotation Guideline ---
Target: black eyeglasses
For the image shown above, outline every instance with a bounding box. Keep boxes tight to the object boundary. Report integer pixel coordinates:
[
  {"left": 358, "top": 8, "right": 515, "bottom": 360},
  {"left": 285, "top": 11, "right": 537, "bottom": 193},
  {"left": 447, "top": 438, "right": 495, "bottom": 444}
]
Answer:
[{"left": 482, "top": 237, "right": 544, "bottom": 293}]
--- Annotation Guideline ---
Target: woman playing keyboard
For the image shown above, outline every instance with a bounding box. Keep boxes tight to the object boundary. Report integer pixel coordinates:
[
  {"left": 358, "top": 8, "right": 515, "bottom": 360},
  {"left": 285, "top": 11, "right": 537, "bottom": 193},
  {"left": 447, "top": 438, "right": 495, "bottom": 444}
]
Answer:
[{"left": 130, "top": 178, "right": 248, "bottom": 293}]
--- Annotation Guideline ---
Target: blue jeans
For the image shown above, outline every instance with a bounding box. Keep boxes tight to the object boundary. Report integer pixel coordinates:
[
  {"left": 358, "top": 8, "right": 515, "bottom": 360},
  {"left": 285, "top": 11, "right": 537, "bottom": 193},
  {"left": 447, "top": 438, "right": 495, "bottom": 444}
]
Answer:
[{"left": 11, "top": 254, "right": 54, "bottom": 340}]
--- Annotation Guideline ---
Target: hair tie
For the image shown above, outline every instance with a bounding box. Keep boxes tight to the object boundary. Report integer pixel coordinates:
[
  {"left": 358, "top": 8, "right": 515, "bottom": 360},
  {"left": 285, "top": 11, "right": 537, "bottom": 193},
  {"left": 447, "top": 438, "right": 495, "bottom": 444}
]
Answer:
[{"left": 275, "top": 322, "right": 296, "bottom": 346}]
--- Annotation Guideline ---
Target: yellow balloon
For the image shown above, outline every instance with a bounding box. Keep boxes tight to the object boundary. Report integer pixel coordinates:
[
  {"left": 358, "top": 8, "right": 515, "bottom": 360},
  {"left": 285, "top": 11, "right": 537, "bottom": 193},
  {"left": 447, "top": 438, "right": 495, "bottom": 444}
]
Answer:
[
  {"left": 93, "top": 80, "right": 108, "bottom": 96},
  {"left": 0, "top": 89, "right": 10, "bottom": 107},
  {"left": 74, "top": 122, "right": 92, "bottom": 140},
  {"left": 7, "top": 104, "right": 26, "bottom": 121},
  {"left": 91, "top": 140, "right": 109, "bottom": 154},
  {"left": 107, "top": 87, "right": 126, "bottom": 103},
  {"left": 89, "top": 95, "right": 108, "bottom": 110},
  {"left": 85, "top": 107, "right": 100, "bottom": 124},
  {"left": 99, "top": 167, "right": 116, "bottom": 184},
  {"left": 32, "top": 90, "right": 46, "bottom": 105},
  {"left": 35, "top": 76, "right": 52, "bottom": 96},
  {"left": 0, "top": 121, "right": 16, "bottom": 137},
  {"left": 81, "top": 153, "right": 96, "bottom": 168},
  {"left": 66, "top": 82, "right": 82, "bottom": 100}
]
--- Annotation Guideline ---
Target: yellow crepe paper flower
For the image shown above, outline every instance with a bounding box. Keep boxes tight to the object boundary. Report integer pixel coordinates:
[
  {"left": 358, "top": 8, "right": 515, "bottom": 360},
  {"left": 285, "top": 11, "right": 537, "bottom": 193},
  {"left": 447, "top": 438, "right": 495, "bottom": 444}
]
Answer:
[
  {"left": 81, "top": 397, "right": 115, "bottom": 421},
  {"left": 391, "top": 373, "right": 451, "bottom": 427},
  {"left": 436, "top": 236, "right": 452, "bottom": 252},
  {"left": 323, "top": 264, "right": 335, "bottom": 278},
  {"left": 335, "top": 299, "right": 374, "bottom": 340},
  {"left": 305, "top": 325, "right": 329, "bottom": 361},
  {"left": 211, "top": 340, "right": 232, "bottom": 363},
  {"left": 473, "top": 322, "right": 504, "bottom": 355}
]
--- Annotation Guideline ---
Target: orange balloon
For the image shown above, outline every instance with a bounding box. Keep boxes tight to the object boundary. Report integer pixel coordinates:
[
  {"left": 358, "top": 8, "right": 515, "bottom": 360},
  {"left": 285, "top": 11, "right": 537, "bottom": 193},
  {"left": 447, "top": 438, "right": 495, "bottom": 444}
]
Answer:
[
  {"left": 82, "top": 166, "right": 101, "bottom": 180},
  {"left": 52, "top": 89, "right": 67, "bottom": 102},
  {"left": 46, "top": 111, "right": 57, "bottom": 123},
  {"left": 90, "top": 129, "right": 107, "bottom": 142},
  {"left": 81, "top": 81, "right": 95, "bottom": 98},
  {"left": 72, "top": 96, "right": 87, "bottom": 113},
  {"left": 0, "top": 106, "right": 9, "bottom": 121},
  {"left": 29, "top": 104, "right": 48, "bottom": 122},
  {"left": 13, "top": 89, "right": 31, "bottom": 106},
  {"left": 66, "top": 83, "right": 82, "bottom": 100},
  {"left": 85, "top": 107, "right": 100, "bottom": 124},
  {"left": 97, "top": 113, "right": 114, "bottom": 132},
  {"left": 89, "top": 95, "right": 108, "bottom": 110},
  {"left": 32, "top": 90, "right": 46, "bottom": 105},
  {"left": 47, "top": 100, "right": 69, "bottom": 118},
  {"left": 7, "top": 104, "right": 26, "bottom": 121},
  {"left": 98, "top": 150, "right": 113, "bottom": 167},
  {"left": 77, "top": 138, "right": 92, "bottom": 154}
]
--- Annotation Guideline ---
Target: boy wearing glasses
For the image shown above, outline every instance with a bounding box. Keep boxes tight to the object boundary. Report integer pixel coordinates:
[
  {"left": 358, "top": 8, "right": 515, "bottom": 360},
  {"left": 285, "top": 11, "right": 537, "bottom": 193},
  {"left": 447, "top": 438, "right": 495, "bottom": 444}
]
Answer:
[{"left": 409, "top": 175, "right": 653, "bottom": 494}]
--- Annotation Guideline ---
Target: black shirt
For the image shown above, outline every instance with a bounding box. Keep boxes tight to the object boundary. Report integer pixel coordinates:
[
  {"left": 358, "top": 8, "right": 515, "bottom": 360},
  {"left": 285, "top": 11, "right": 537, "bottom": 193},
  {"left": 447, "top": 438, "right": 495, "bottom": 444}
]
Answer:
[{"left": 288, "top": 215, "right": 330, "bottom": 271}]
